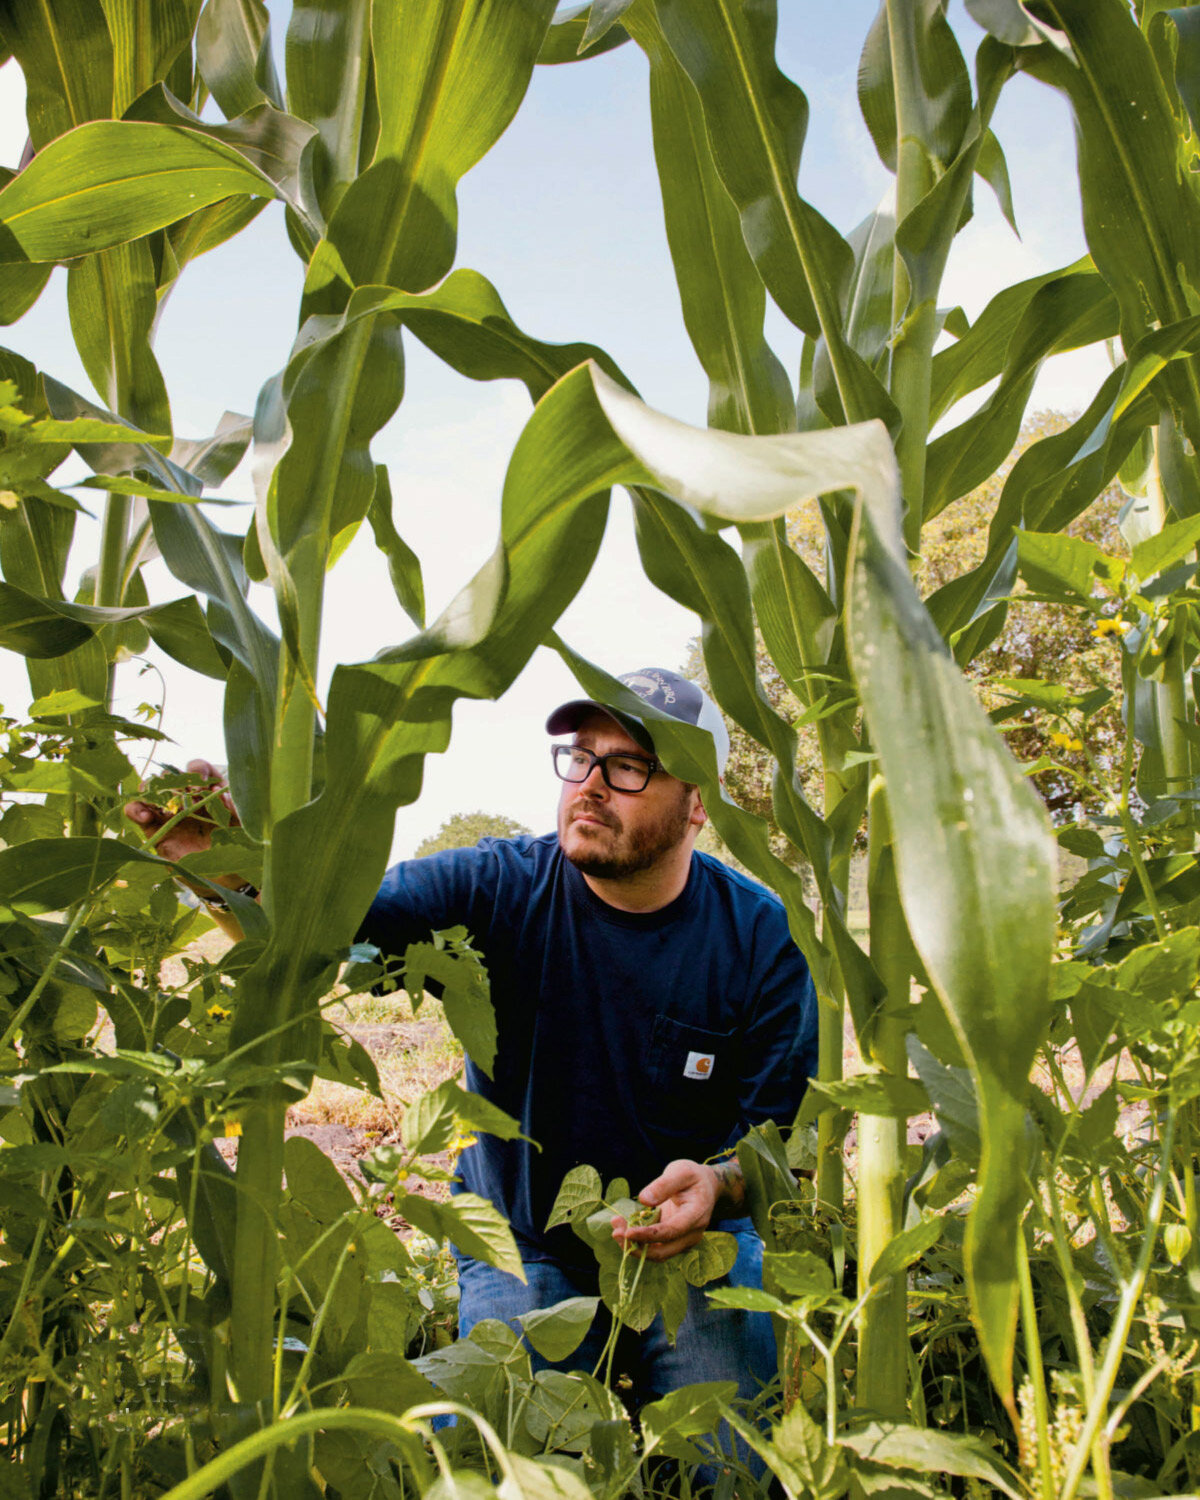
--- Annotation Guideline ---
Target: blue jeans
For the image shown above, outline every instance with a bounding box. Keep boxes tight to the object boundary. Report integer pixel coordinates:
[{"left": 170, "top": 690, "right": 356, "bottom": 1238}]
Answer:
[{"left": 449, "top": 1227, "right": 776, "bottom": 1476}]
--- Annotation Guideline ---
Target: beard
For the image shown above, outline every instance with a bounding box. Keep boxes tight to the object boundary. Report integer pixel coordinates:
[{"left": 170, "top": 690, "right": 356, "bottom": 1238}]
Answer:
[{"left": 559, "top": 785, "right": 694, "bottom": 880}]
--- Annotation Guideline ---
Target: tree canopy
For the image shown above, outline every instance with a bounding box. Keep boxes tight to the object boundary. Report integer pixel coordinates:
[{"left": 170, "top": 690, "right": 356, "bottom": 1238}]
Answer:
[{"left": 414, "top": 810, "right": 533, "bottom": 858}]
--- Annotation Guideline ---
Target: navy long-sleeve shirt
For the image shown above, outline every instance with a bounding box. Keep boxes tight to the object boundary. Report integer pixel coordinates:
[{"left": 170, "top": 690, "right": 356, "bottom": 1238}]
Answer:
[{"left": 363, "top": 833, "right": 818, "bottom": 1271}]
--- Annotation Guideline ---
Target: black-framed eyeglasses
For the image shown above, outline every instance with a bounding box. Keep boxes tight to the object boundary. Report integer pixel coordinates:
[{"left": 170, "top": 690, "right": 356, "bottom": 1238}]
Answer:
[{"left": 552, "top": 743, "right": 660, "bottom": 793}]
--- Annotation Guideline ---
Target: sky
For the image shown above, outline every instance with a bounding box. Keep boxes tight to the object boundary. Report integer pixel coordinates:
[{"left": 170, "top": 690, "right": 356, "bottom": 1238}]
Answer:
[{"left": 0, "top": 5, "right": 1112, "bottom": 857}]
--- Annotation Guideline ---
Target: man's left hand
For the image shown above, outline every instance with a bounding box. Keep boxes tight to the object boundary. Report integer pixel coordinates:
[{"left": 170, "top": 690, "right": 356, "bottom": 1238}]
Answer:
[{"left": 612, "top": 1159, "right": 720, "bottom": 1262}]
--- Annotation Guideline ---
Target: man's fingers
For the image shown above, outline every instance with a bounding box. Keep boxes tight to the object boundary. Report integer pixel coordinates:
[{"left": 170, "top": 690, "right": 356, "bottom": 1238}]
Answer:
[
  {"left": 124, "top": 799, "right": 166, "bottom": 829},
  {"left": 639, "top": 1234, "right": 704, "bottom": 1262}
]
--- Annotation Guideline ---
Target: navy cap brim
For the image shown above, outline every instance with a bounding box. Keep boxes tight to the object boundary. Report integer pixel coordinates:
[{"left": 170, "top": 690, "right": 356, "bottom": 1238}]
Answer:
[{"left": 545, "top": 699, "right": 656, "bottom": 752}]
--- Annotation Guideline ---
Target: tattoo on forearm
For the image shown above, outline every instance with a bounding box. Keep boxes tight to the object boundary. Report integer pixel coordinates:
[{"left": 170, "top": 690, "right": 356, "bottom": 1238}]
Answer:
[{"left": 712, "top": 1159, "right": 745, "bottom": 1211}]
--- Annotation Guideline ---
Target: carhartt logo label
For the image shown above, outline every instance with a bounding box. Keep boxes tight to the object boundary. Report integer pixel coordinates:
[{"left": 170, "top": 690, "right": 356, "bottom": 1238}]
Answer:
[{"left": 684, "top": 1051, "right": 715, "bottom": 1080}]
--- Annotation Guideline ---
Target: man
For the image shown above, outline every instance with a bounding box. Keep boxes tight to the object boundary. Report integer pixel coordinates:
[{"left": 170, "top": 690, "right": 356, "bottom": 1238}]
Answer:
[{"left": 127, "top": 667, "right": 818, "bottom": 1409}]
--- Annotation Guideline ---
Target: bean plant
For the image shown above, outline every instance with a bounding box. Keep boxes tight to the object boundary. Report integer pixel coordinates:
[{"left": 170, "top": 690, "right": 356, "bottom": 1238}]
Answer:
[{"left": 0, "top": 1, "right": 1199, "bottom": 1497}]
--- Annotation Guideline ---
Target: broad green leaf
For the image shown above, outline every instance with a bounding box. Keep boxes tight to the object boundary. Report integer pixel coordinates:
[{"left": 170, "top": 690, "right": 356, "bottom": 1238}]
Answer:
[
  {"left": 924, "top": 268, "right": 1121, "bottom": 519},
  {"left": 339, "top": 1351, "right": 437, "bottom": 1416},
  {"left": 705, "top": 1285, "right": 783, "bottom": 1314},
  {"left": 171, "top": 411, "right": 253, "bottom": 488},
  {"left": 504, "top": 1457, "right": 593, "bottom": 1500},
  {"left": 1021, "top": 0, "right": 1200, "bottom": 449},
  {"left": 769, "top": 1400, "right": 849, "bottom": 1500},
  {"left": 401, "top": 1079, "right": 523, "bottom": 1157},
  {"left": 639, "top": 1381, "right": 738, "bottom": 1449},
  {"left": 0, "top": 121, "right": 279, "bottom": 263},
  {"left": 680, "top": 1232, "right": 737, "bottom": 1287},
  {"left": 965, "top": 0, "right": 1070, "bottom": 50},
  {"left": 75, "top": 475, "right": 238, "bottom": 505},
  {"left": 285, "top": 0, "right": 373, "bottom": 221},
  {"left": 838, "top": 1422, "right": 1023, "bottom": 1500},
  {"left": 992, "top": 677, "right": 1111, "bottom": 717},
  {"left": 654, "top": 0, "right": 895, "bottom": 429},
  {"left": 310, "top": 0, "right": 557, "bottom": 300},
  {"left": 368, "top": 465, "right": 424, "bottom": 628},
  {"left": 308, "top": 271, "right": 628, "bottom": 406},
  {"left": 858, "top": 0, "right": 971, "bottom": 174},
  {"left": 1130, "top": 512, "right": 1200, "bottom": 580},
  {"left": 581, "top": 0, "right": 634, "bottom": 51},
  {"left": 867, "top": 1217, "right": 943, "bottom": 1283},
  {"left": 626, "top": 6, "right": 793, "bottom": 437},
  {"left": 0, "top": 371, "right": 109, "bottom": 703},
  {"left": 736, "top": 1121, "right": 798, "bottom": 1251},
  {"left": 843, "top": 197, "right": 898, "bottom": 373},
  {"left": 846, "top": 425, "right": 1055, "bottom": 1410},
  {"left": 926, "top": 368, "right": 1131, "bottom": 654},
  {"left": 146, "top": 499, "right": 278, "bottom": 838},
  {"left": 537, "top": 5, "right": 631, "bottom": 63},
  {"left": 545, "top": 1165, "right": 604, "bottom": 1230},
  {"left": 517, "top": 1297, "right": 600, "bottom": 1362},
  {"left": 765, "top": 1249, "right": 834, "bottom": 1299},
  {"left": 283, "top": 1131, "right": 355, "bottom": 1221},
  {"left": 101, "top": 0, "right": 199, "bottom": 114},
  {"left": 0, "top": 0, "right": 113, "bottom": 150},
  {"left": 807, "top": 1073, "right": 929, "bottom": 1119},
  {"left": 0, "top": 260, "right": 52, "bottom": 325},
  {"left": 123, "top": 87, "right": 321, "bottom": 242},
  {"left": 975, "top": 126, "right": 1017, "bottom": 233},
  {"left": 1015, "top": 530, "right": 1109, "bottom": 604},
  {"left": 395, "top": 1190, "right": 525, "bottom": 1282},
  {"left": 197, "top": 0, "right": 283, "bottom": 119},
  {"left": 402, "top": 932, "right": 496, "bottom": 1077},
  {"left": 928, "top": 259, "right": 1114, "bottom": 425},
  {"left": 27, "top": 688, "right": 101, "bottom": 716},
  {"left": 590, "top": 365, "right": 897, "bottom": 523},
  {"left": 522, "top": 1369, "right": 626, "bottom": 1448},
  {"left": 67, "top": 239, "right": 171, "bottom": 437},
  {"left": 1155, "top": 8, "right": 1200, "bottom": 142},
  {"left": 0, "top": 836, "right": 165, "bottom": 911},
  {"left": 0, "top": 581, "right": 95, "bottom": 657}
]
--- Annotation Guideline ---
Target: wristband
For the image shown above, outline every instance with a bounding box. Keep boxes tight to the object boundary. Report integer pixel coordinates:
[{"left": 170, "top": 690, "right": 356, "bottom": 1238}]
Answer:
[{"left": 200, "top": 881, "right": 259, "bottom": 911}]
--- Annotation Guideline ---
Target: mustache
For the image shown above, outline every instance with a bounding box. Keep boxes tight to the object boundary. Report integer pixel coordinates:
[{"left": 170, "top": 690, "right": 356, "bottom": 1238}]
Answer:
[{"left": 568, "top": 802, "right": 620, "bottom": 830}]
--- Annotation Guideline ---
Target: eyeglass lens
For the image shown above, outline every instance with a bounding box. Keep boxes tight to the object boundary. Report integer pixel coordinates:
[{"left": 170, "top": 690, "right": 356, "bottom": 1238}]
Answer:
[{"left": 553, "top": 745, "right": 655, "bottom": 792}]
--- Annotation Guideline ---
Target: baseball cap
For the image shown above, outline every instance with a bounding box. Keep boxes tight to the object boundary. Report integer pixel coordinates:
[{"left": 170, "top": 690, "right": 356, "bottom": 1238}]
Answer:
[{"left": 546, "top": 668, "right": 730, "bottom": 775}]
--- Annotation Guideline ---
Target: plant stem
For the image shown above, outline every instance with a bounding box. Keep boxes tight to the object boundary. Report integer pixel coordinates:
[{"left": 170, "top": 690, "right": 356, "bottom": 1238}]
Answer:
[
  {"left": 1059, "top": 1112, "right": 1177, "bottom": 1500},
  {"left": 1117, "top": 725, "right": 1167, "bottom": 941},
  {"left": 855, "top": 784, "right": 909, "bottom": 1421},
  {"left": 229, "top": 1097, "right": 286, "bottom": 1411},
  {"left": 1017, "top": 1235, "right": 1054, "bottom": 1499}
]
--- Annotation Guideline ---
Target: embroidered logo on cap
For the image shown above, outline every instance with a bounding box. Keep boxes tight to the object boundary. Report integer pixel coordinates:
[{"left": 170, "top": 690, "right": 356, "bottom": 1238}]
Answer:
[{"left": 684, "top": 1051, "right": 715, "bottom": 1080}]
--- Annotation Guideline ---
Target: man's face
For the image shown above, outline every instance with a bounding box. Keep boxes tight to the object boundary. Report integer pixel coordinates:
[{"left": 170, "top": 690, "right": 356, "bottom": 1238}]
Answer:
[{"left": 556, "top": 712, "right": 699, "bottom": 880}]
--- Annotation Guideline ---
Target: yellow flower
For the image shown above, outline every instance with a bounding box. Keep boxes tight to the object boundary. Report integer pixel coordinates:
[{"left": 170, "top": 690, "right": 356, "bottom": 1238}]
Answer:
[
  {"left": 1092, "top": 618, "right": 1128, "bottom": 638},
  {"left": 396, "top": 1167, "right": 410, "bottom": 1182},
  {"left": 1049, "top": 731, "right": 1083, "bottom": 753},
  {"left": 223, "top": 1118, "right": 242, "bottom": 1137},
  {"left": 207, "top": 1003, "right": 231, "bottom": 1021}
]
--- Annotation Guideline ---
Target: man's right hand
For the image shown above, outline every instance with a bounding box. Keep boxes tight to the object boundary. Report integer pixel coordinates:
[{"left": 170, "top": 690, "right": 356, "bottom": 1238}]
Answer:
[{"left": 124, "top": 758, "right": 233, "bottom": 865}]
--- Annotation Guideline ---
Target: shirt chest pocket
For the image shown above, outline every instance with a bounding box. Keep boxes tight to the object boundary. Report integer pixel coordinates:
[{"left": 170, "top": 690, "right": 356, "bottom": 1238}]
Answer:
[{"left": 646, "top": 1015, "right": 739, "bottom": 1142}]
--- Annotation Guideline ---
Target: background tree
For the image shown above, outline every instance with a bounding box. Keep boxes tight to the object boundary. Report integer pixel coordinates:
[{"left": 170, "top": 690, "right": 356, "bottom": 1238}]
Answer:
[{"left": 414, "top": 811, "right": 532, "bottom": 858}]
